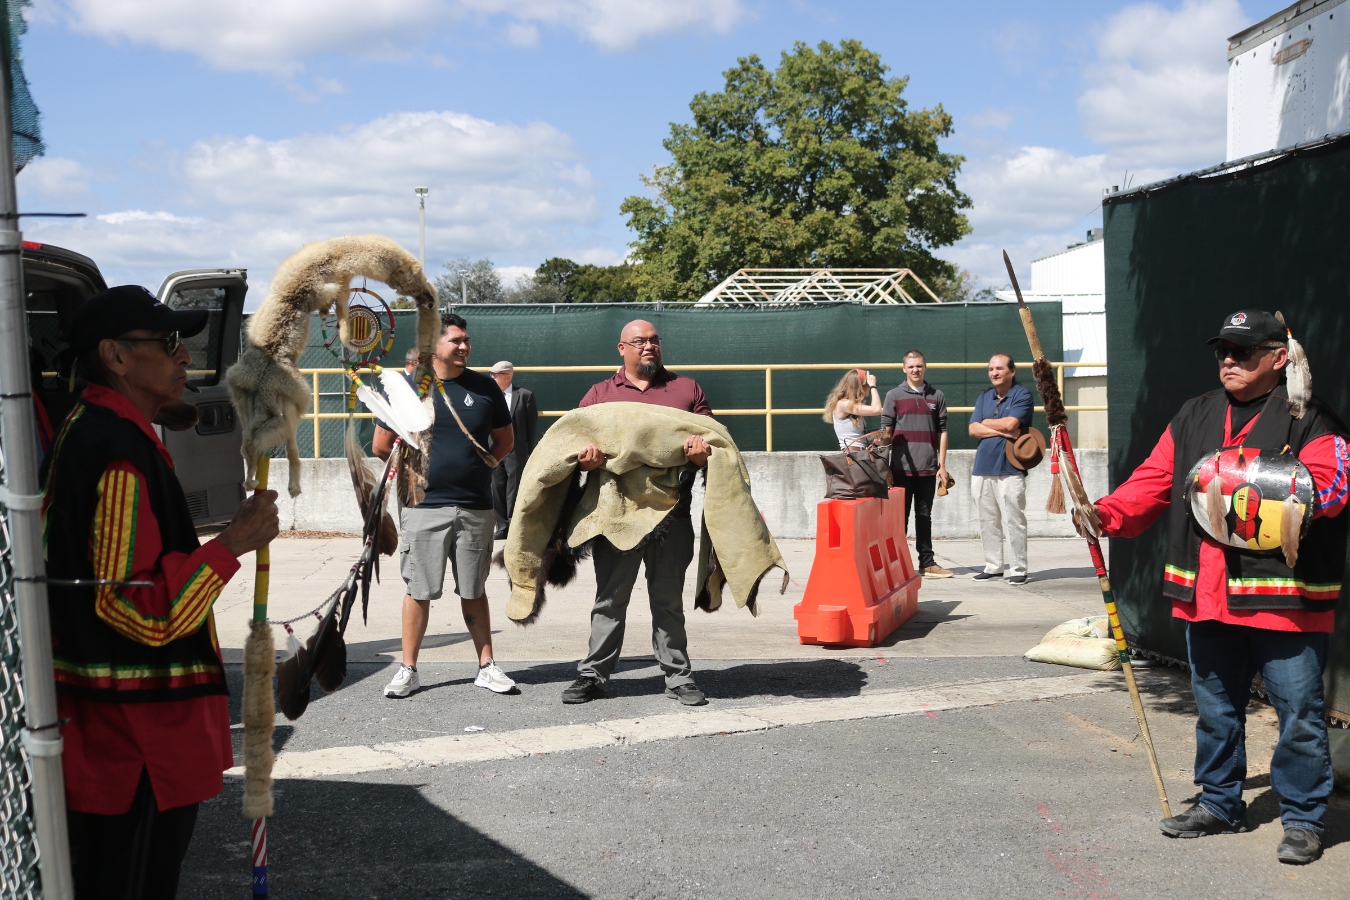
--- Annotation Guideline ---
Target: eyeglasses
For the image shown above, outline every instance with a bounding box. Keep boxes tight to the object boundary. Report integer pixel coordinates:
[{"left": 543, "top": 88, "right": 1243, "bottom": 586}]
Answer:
[
  {"left": 622, "top": 336, "right": 661, "bottom": 348},
  {"left": 1213, "top": 342, "right": 1281, "bottom": 363},
  {"left": 118, "top": 332, "right": 183, "bottom": 356}
]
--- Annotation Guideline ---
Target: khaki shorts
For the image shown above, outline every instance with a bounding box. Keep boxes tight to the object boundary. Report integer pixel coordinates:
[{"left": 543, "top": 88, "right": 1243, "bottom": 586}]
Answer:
[{"left": 398, "top": 505, "right": 495, "bottom": 602}]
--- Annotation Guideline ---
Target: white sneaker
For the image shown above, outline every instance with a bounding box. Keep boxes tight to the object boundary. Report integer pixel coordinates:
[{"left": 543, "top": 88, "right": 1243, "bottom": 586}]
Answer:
[
  {"left": 383, "top": 664, "right": 420, "bottom": 698},
  {"left": 474, "top": 661, "right": 516, "bottom": 694}
]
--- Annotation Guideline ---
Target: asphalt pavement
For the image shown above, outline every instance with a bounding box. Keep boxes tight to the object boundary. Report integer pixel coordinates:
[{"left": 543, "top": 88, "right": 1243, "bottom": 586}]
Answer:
[{"left": 180, "top": 537, "right": 1349, "bottom": 898}]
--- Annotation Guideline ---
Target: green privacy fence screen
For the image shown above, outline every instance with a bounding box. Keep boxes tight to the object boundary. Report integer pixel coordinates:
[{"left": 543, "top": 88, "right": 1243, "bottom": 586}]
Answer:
[
  {"left": 284, "top": 300, "right": 1063, "bottom": 458},
  {"left": 1103, "top": 132, "right": 1350, "bottom": 719}
]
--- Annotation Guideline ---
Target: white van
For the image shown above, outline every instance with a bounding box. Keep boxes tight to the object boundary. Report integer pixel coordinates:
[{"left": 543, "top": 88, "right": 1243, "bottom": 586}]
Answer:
[{"left": 24, "top": 241, "right": 247, "bottom": 526}]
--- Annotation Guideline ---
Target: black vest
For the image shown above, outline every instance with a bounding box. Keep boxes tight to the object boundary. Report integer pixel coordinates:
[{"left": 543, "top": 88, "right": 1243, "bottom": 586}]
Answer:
[
  {"left": 1162, "top": 386, "right": 1348, "bottom": 611},
  {"left": 41, "top": 399, "right": 227, "bottom": 702}
]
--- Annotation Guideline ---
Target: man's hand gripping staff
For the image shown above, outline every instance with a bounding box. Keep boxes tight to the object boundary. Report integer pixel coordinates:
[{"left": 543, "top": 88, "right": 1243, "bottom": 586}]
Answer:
[{"left": 1003, "top": 250, "right": 1172, "bottom": 818}]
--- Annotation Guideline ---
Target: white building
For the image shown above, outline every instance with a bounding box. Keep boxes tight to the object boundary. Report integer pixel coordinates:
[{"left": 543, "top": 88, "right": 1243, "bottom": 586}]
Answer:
[
  {"left": 997, "top": 229, "right": 1107, "bottom": 448},
  {"left": 1227, "top": 0, "right": 1350, "bottom": 160}
]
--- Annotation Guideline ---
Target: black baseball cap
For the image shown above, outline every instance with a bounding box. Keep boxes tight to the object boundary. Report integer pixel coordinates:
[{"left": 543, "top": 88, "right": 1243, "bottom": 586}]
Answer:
[
  {"left": 1206, "top": 309, "right": 1287, "bottom": 348},
  {"left": 66, "top": 285, "right": 209, "bottom": 353}
]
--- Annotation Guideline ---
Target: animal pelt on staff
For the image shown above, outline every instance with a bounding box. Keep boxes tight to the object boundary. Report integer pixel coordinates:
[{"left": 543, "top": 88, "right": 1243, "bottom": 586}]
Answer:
[{"left": 226, "top": 234, "right": 440, "bottom": 497}]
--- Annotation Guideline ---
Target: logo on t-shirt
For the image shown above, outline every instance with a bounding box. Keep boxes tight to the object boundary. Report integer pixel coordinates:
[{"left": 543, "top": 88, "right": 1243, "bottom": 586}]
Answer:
[{"left": 463, "top": 392, "right": 474, "bottom": 407}]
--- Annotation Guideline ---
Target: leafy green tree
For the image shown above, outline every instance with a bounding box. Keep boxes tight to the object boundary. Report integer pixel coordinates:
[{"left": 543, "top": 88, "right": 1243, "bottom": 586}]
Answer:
[
  {"left": 527, "top": 257, "right": 640, "bottom": 304},
  {"left": 434, "top": 257, "right": 504, "bottom": 305},
  {"left": 622, "top": 40, "right": 971, "bottom": 302}
]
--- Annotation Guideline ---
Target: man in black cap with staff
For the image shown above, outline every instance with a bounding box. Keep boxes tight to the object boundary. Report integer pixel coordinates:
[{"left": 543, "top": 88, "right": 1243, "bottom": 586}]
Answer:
[
  {"left": 1092, "top": 309, "right": 1347, "bottom": 865},
  {"left": 44, "top": 285, "right": 279, "bottom": 896}
]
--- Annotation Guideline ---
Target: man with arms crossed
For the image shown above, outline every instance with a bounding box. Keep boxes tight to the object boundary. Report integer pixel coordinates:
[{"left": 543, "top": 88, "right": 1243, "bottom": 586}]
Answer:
[
  {"left": 968, "top": 353, "right": 1034, "bottom": 584},
  {"left": 881, "top": 350, "right": 953, "bottom": 578},
  {"left": 563, "top": 319, "right": 714, "bottom": 706},
  {"left": 376, "top": 314, "right": 516, "bottom": 698}
]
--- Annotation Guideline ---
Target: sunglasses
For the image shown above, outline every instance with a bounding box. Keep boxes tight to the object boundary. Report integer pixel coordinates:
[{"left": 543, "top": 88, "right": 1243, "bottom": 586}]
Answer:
[
  {"left": 119, "top": 332, "right": 183, "bottom": 356},
  {"left": 1213, "top": 343, "right": 1281, "bottom": 363}
]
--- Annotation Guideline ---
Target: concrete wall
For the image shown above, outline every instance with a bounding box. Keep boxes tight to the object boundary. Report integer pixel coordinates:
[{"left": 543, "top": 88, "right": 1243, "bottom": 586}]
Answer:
[{"left": 270, "top": 449, "right": 1110, "bottom": 542}]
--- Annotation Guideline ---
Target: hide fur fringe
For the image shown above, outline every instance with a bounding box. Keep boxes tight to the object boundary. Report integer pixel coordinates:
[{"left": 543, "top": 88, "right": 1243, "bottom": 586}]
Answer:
[
  {"left": 227, "top": 235, "right": 440, "bottom": 498},
  {"left": 241, "top": 620, "right": 275, "bottom": 820},
  {"left": 490, "top": 469, "right": 775, "bottom": 623}
]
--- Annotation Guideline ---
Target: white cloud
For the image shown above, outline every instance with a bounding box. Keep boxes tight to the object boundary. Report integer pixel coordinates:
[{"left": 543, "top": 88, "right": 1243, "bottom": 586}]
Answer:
[
  {"left": 17, "top": 110, "right": 612, "bottom": 303},
  {"left": 16, "top": 156, "right": 92, "bottom": 199},
  {"left": 953, "top": 0, "right": 1248, "bottom": 287},
  {"left": 1079, "top": 0, "right": 1246, "bottom": 167},
  {"left": 41, "top": 0, "right": 746, "bottom": 75}
]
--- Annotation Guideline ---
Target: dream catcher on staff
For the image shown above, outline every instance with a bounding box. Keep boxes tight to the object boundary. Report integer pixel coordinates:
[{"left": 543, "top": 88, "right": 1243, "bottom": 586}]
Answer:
[{"left": 274, "top": 280, "right": 431, "bottom": 719}]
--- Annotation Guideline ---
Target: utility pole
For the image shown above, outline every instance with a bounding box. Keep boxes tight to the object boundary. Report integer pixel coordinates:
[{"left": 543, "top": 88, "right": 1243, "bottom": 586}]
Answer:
[
  {"left": 414, "top": 187, "right": 428, "bottom": 267},
  {"left": 460, "top": 269, "right": 468, "bottom": 305}
]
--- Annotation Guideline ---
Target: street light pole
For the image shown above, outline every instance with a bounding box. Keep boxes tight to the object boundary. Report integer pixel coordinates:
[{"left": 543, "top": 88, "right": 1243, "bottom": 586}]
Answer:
[
  {"left": 414, "top": 187, "right": 428, "bottom": 268},
  {"left": 459, "top": 270, "right": 468, "bottom": 305}
]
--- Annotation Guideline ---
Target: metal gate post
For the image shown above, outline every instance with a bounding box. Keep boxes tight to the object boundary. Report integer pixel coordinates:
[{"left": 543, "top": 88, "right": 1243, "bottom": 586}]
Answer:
[{"left": 0, "top": 14, "right": 73, "bottom": 897}]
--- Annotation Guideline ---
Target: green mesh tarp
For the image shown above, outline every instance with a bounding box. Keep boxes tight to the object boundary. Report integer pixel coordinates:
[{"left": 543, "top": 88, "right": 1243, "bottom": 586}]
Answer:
[
  {"left": 5, "top": 0, "right": 40, "bottom": 173},
  {"left": 1103, "top": 133, "right": 1350, "bottom": 718},
  {"left": 287, "top": 301, "right": 1062, "bottom": 458}
]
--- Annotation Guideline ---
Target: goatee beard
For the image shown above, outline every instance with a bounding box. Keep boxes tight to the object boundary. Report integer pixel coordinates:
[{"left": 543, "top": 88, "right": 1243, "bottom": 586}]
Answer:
[{"left": 637, "top": 361, "right": 659, "bottom": 378}]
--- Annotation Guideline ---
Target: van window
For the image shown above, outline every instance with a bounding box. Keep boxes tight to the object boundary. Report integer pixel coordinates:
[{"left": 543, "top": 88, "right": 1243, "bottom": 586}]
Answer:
[{"left": 168, "top": 286, "right": 228, "bottom": 388}]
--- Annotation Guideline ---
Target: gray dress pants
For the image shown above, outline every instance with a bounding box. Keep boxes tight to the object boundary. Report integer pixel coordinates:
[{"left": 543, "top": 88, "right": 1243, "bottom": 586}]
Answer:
[{"left": 578, "top": 516, "right": 695, "bottom": 688}]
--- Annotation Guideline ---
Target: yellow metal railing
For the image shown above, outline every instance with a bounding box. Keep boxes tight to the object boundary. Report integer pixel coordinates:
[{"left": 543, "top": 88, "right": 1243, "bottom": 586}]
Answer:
[{"left": 297, "top": 361, "right": 1105, "bottom": 456}]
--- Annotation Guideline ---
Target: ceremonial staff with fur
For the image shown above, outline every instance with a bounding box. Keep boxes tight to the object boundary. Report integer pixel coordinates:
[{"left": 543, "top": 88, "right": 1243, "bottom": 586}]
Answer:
[
  {"left": 1002, "top": 250, "right": 1171, "bottom": 817},
  {"left": 226, "top": 235, "right": 441, "bottom": 897}
]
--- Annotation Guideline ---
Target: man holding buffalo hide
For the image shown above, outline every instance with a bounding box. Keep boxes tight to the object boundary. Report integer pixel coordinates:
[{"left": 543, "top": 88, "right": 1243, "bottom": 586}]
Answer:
[
  {"left": 498, "top": 319, "right": 786, "bottom": 709},
  {"left": 1092, "top": 309, "right": 1348, "bottom": 865}
]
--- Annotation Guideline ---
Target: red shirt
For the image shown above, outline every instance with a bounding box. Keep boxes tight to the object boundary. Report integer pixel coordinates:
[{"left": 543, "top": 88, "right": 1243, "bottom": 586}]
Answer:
[
  {"left": 55, "top": 386, "right": 239, "bottom": 814},
  {"left": 1095, "top": 409, "right": 1349, "bottom": 634},
  {"left": 579, "top": 368, "right": 712, "bottom": 416}
]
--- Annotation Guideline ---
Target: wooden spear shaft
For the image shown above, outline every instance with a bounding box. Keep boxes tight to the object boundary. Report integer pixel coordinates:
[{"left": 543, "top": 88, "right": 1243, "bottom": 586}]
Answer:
[{"left": 1002, "top": 250, "right": 1172, "bottom": 818}]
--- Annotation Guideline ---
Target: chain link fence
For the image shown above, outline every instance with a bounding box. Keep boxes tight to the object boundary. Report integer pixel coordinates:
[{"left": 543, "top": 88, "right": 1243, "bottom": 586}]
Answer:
[{"left": 0, "top": 443, "right": 41, "bottom": 898}]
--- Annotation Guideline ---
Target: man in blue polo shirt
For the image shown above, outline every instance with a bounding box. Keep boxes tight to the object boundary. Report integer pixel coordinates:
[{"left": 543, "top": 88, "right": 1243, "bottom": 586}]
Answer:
[{"left": 967, "top": 353, "right": 1034, "bottom": 584}]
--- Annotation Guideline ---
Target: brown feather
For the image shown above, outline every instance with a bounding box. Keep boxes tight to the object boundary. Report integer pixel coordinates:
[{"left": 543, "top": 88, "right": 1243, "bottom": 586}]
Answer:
[
  {"left": 1206, "top": 478, "right": 1227, "bottom": 543},
  {"left": 346, "top": 423, "right": 398, "bottom": 555},
  {"left": 313, "top": 612, "right": 347, "bottom": 693},
  {"left": 1281, "top": 494, "right": 1301, "bottom": 568},
  {"left": 275, "top": 644, "right": 311, "bottom": 721}
]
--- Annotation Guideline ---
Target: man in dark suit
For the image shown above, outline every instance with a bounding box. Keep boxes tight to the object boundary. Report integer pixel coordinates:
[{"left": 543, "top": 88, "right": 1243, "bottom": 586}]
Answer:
[{"left": 490, "top": 360, "right": 538, "bottom": 539}]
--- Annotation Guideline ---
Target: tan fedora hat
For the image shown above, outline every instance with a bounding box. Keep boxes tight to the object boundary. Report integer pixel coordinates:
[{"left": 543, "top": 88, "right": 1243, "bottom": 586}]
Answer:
[{"left": 1005, "top": 427, "right": 1046, "bottom": 471}]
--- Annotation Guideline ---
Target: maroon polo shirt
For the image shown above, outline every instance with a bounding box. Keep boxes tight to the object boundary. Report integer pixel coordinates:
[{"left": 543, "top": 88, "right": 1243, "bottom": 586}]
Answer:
[{"left": 579, "top": 367, "right": 713, "bottom": 417}]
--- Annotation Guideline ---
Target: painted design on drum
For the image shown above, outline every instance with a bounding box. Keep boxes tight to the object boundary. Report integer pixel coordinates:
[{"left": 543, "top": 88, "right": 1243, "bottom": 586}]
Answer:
[{"left": 1184, "top": 447, "right": 1314, "bottom": 553}]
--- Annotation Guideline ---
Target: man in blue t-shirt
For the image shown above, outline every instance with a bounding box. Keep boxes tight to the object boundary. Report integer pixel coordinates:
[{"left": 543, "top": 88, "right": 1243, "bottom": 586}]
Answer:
[
  {"left": 967, "top": 353, "right": 1034, "bottom": 584},
  {"left": 373, "top": 313, "right": 515, "bottom": 698}
]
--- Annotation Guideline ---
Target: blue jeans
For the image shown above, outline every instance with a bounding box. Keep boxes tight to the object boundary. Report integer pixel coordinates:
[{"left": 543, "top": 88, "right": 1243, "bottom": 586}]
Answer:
[{"left": 1186, "top": 619, "right": 1332, "bottom": 832}]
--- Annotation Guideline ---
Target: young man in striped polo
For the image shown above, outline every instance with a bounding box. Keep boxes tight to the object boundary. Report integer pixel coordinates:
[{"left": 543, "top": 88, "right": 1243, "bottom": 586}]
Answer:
[{"left": 880, "top": 350, "right": 953, "bottom": 578}]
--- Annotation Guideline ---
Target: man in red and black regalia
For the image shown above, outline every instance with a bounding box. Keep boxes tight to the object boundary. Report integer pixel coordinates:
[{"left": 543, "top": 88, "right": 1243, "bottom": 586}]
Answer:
[
  {"left": 43, "top": 285, "right": 279, "bottom": 898},
  {"left": 1093, "top": 309, "right": 1349, "bottom": 865}
]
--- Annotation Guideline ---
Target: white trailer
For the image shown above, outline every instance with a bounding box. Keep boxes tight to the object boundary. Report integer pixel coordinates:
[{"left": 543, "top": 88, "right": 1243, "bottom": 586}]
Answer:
[{"left": 1227, "top": 0, "right": 1350, "bottom": 160}]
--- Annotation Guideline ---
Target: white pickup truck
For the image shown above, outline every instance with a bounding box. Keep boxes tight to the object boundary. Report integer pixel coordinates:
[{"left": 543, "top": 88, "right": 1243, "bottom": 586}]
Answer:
[{"left": 23, "top": 240, "right": 247, "bottom": 526}]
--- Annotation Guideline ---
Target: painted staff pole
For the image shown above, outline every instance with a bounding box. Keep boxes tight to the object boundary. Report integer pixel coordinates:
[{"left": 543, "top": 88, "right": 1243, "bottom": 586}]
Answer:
[
  {"left": 241, "top": 456, "right": 275, "bottom": 898},
  {"left": 1003, "top": 250, "right": 1172, "bottom": 818}
]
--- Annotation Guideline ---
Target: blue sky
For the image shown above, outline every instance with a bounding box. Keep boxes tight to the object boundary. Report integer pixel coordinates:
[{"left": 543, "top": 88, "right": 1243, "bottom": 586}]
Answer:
[{"left": 18, "top": 0, "right": 1262, "bottom": 303}]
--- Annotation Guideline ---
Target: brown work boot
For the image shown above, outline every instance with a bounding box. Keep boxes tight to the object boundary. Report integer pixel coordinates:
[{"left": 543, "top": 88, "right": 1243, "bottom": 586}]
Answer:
[{"left": 922, "top": 565, "right": 954, "bottom": 578}]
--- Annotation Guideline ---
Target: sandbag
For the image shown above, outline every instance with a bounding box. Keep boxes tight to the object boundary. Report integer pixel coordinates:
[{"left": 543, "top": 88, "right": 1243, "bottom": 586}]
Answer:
[
  {"left": 1043, "top": 615, "right": 1111, "bottom": 641},
  {"left": 1025, "top": 616, "right": 1119, "bottom": 671}
]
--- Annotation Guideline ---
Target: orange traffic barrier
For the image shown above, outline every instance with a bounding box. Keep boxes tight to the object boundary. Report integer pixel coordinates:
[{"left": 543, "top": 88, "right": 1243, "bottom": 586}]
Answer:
[{"left": 794, "top": 487, "right": 921, "bottom": 647}]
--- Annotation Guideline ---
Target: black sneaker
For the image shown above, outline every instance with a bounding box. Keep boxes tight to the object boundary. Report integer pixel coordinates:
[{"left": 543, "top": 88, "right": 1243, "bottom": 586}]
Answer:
[
  {"left": 665, "top": 683, "right": 708, "bottom": 706},
  {"left": 1159, "top": 804, "right": 1247, "bottom": 838},
  {"left": 1276, "top": 827, "right": 1322, "bottom": 864},
  {"left": 1007, "top": 575, "right": 1028, "bottom": 585},
  {"left": 973, "top": 571, "right": 1003, "bottom": 581},
  {"left": 562, "top": 675, "right": 605, "bottom": 704}
]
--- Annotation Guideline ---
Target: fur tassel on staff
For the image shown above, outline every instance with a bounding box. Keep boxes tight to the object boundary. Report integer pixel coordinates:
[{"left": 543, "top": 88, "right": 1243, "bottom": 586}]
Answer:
[{"left": 1003, "top": 250, "right": 1172, "bottom": 819}]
